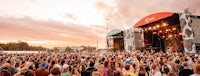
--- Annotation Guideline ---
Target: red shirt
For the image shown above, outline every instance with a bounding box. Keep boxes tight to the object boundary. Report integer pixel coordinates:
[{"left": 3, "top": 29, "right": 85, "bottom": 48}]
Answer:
[{"left": 35, "top": 68, "right": 49, "bottom": 76}]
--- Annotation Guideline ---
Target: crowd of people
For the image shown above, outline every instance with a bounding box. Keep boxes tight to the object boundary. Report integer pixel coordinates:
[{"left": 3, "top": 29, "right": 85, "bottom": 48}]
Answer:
[{"left": 0, "top": 50, "right": 200, "bottom": 76}]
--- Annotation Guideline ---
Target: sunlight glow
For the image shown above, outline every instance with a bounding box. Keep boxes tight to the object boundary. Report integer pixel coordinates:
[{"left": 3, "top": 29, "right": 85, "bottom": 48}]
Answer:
[{"left": 0, "top": 0, "right": 106, "bottom": 26}]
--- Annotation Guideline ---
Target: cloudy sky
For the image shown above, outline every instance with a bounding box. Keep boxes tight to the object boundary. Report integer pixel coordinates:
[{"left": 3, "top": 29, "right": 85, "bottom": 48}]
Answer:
[{"left": 0, "top": 0, "right": 199, "bottom": 48}]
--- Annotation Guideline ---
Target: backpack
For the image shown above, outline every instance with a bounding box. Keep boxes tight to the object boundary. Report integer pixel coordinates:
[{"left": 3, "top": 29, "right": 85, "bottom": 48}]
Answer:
[{"left": 81, "top": 68, "right": 96, "bottom": 76}]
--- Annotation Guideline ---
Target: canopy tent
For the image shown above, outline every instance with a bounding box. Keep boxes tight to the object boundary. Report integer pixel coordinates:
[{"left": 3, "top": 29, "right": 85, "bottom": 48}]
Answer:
[
  {"left": 134, "top": 12, "right": 174, "bottom": 28},
  {"left": 133, "top": 12, "right": 182, "bottom": 52},
  {"left": 107, "top": 29, "right": 122, "bottom": 37},
  {"left": 107, "top": 29, "right": 124, "bottom": 51}
]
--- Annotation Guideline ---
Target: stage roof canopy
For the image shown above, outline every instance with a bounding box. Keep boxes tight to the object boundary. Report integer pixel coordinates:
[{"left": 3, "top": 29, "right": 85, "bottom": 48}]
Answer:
[
  {"left": 134, "top": 12, "right": 174, "bottom": 28},
  {"left": 107, "top": 29, "right": 122, "bottom": 37}
]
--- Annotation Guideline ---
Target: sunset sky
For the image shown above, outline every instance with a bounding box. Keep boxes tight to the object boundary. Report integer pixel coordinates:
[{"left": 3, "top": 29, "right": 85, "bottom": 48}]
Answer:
[{"left": 0, "top": 0, "right": 200, "bottom": 48}]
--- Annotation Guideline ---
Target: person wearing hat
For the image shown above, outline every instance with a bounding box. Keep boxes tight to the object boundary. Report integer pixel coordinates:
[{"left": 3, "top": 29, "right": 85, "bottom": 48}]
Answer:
[
  {"left": 35, "top": 62, "right": 49, "bottom": 76},
  {"left": 122, "top": 59, "right": 134, "bottom": 73},
  {"left": 1, "top": 63, "right": 15, "bottom": 75},
  {"left": 61, "top": 64, "right": 70, "bottom": 76},
  {"left": 125, "top": 59, "right": 131, "bottom": 65}
]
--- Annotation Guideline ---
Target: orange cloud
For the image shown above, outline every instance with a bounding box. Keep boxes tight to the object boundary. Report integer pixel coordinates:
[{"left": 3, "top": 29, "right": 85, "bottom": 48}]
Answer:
[
  {"left": 1, "top": 0, "right": 200, "bottom": 48},
  {"left": 0, "top": 16, "right": 107, "bottom": 48},
  {"left": 95, "top": 0, "right": 200, "bottom": 29}
]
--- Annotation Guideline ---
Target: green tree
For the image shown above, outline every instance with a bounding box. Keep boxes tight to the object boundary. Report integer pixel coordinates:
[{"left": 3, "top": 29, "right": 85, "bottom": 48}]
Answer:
[
  {"left": 65, "top": 47, "right": 72, "bottom": 52},
  {"left": 18, "top": 41, "right": 30, "bottom": 50},
  {"left": 54, "top": 47, "right": 59, "bottom": 52},
  {"left": 7, "top": 42, "right": 19, "bottom": 50},
  {"left": 0, "top": 43, "right": 5, "bottom": 50},
  {"left": 80, "top": 46, "right": 87, "bottom": 51},
  {"left": 86, "top": 46, "right": 96, "bottom": 52},
  {"left": 0, "top": 41, "right": 46, "bottom": 51}
]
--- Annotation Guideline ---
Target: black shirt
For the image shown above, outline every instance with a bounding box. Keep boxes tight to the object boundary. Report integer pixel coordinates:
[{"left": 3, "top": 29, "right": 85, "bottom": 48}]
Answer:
[
  {"left": 178, "top": 69, "right": 194, "bottom": 76},
  {"left": 81, "top": 67, "right": 96, "bottom": 76}
]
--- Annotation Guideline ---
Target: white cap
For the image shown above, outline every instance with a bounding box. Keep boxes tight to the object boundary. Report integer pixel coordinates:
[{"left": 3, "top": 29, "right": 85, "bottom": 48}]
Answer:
[
  {"left": 195, "top": 54, "right": 198, "bottom": 57},
  {"left": 62, "top": 64, "right": 69, "bottom": 69},
  {"left": 53, "top": 64, "right": 62, "bottom": 69}
]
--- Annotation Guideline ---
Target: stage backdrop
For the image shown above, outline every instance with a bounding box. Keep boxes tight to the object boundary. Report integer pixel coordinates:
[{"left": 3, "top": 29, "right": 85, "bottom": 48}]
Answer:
[{"left": 179, "top": 9, "right": 196, "bottom": 53}]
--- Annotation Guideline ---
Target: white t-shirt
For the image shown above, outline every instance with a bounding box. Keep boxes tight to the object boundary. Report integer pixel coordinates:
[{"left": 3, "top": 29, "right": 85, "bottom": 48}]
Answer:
[
  {"left": 190, "top": 74, "right": 200, "bottom": 76},
  {"left": 166, "top": 64, "right": 173, "bottom": 72},
  {"left": 153, "top": 71, "right": 162, "bottom": 76}
]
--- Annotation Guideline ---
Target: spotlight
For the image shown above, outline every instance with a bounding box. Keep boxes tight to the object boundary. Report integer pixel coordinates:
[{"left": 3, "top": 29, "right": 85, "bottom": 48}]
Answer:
[
  {"left": 179, "top": 32, "right": 182, "bottom": 35},
  {"left": 156, "top": 25, "right": 160, "bottom": 28},
  {"left": 168, "top": 34, "right": 173, "bottom": 38},
  {"left": 159, "top": 30, "right": 162, "bottom": 33},
  {"left": 166, "top": 29, "right": 169, "bottom": 32},
  {"left": 148, "top": 27, "right": 152, "bottom": 30},
  {"left": 172, "top": 27, "right": 176, "bottom": 30},
  {"left": 162, "top": 36, "right": 165, "bottom": 38},
  {"left": 162, "top": 23, "right": 168, "bottom": 27},
  {"left": 153, "top": 32, "right": 157, "bottom": 34},
  {"left": 153, "top": 26, "right": 156, "bottom": 30}
]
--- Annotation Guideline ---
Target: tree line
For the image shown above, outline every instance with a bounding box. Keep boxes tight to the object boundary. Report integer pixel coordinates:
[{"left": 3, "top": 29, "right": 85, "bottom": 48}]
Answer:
[
  {"left": 0, "top": 41, "right": 45, "bottom": 51},
  {"left": 0, "top": 41, "right": 96, "bottom": 52}
]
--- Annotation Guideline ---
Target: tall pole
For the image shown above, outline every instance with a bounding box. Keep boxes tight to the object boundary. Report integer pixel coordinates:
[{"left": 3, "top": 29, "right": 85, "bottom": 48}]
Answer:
[
  {"left": 106, "top": 19, "right": 109, "bottom": 50},
  {"left": 95, "top": 23, "right": 98, "bottom": 52},
  {"left": 96, "top": 40, "right": 98, "bottom": 51}
]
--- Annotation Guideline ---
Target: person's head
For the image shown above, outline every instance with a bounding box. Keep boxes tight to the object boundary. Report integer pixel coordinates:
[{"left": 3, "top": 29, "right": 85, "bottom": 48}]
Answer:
[
  {"left": 113, "top": 71, "right": 121, "bottom": 76},
  {"left": 152, "top": 64, "right": 156, "bottom": 70},
  {"left": 102, "top": 58, "right": 105, "bottom": 62},
  {"left": 163, "top": 65, "right": 169, "bottom": 74},
  {"left": 24, "top": 70, "right": 35, "bottom": 76},
  {"left": 61, "top": 60, "right": 65, "bottom": 65},
  {"left": 104, "top": 61, "right": 109, "bottom": 68},
  {"left": 15, "top": 62, "right": 20, "bottom": 67},
  {"left": 39, "top": 62, "right": 48, "bottom": 69},
  {"left": 167, "top": 72, "right": 176, "bottom": 76},
  {"left": 29, "top": 65, "right": 34, "bottom": 70},
  {"left": 50, "top": 67, "right": 61, "bottom": 76},
  {"left": 53, "top": 64, "right": 62, "bottom": 69},
  {"left": 139, "top": 66, "right": 146, "bottom": 73},
  {"left": 0, "top": 70, "right": 11, "bottom": 76},
  {"left": 89, "top": 62, "right": 95, "bottom": 67},
  {"left": 125, "top": 59, "right": 131, "bottom": 65},
  {"left": 198, "top": 55, "right": 200, "bottom": 60},
  {"left": 62, "top": 64, "right": 69, "bottom": 72},
  {"left": 183, "top": 62, "right": 189, "bottom": 68},
  {"left": 116, "top": 63, "right": 122, "bottom": 68},
  {"left": 1, "top": 63, "right": 10, "bottom": 70},
  {"left": 51, "top": 61, "right": 55, "bottom": 65},
  {"left": 152, "top": 64, "right": 159, "bottom": 71},
  {"left": 168, "top": 57, "right": 173, "bottom": 62},
  {"left": 19, "top": 66, "right": 29, "bottom": 75},
  {"left": 132, "top": 63, "right": 136, "bottom": 69},
  {"left": 125, "top": 64, "right": 130, "bottom": 71},
  {"left": 193, "top": 64, "right": 200, "bottom": 74}
]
